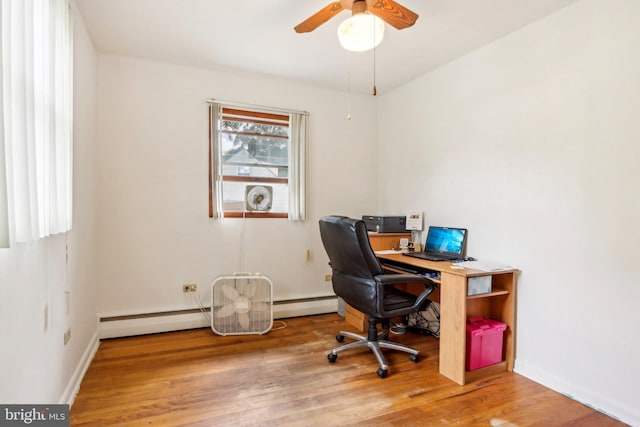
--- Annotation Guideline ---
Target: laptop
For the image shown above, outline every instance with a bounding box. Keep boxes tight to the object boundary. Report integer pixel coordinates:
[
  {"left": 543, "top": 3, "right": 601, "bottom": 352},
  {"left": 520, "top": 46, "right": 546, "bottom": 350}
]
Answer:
[{"left": 402, "top": 226, "right": 467, "bottom": 261}]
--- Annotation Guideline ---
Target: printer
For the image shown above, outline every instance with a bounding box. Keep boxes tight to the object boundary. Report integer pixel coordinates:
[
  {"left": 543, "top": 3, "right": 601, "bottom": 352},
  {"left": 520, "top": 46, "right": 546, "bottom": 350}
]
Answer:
[{"left": 361, "top": 215, "right": 407, "bottom": 233}]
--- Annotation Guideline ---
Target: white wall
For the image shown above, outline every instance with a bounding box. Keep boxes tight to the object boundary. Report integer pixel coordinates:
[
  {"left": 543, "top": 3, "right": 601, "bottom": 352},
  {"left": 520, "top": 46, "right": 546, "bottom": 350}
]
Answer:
[
  {"left": 95, "top": 55, "right": 378, "bottom": 318},
  {"left": 0, "top": 2, "right": 99, "bottom": 404},
  {"left": 377, "top": 0, "right": 639, "bottom": 424}
]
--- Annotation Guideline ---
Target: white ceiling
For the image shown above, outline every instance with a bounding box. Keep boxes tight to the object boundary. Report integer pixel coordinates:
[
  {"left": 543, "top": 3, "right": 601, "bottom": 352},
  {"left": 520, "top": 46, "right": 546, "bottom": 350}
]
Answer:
[{"left": 74, "top": 0, "right": 579, "bottom": 95}]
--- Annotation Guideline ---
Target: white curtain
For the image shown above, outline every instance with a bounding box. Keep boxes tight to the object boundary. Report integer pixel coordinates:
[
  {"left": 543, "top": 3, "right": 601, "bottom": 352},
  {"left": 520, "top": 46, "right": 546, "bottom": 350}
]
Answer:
[
  {"left": 288, "top": 112, "right": 307, "bottom": 221},
  {"left": 0, "top": 2, "right": 8, "bottom": 248},
  {"left": 1, "top": 0, "right": 73, "bottom": 243},
  {"left": 209, "top": 103, "right": 223, "bottom": 219}
]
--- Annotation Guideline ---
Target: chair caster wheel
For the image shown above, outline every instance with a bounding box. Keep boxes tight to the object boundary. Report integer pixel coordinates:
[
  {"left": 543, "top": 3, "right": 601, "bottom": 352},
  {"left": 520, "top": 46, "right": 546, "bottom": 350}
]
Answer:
[
  {"left": 336, "top": 335, "right": 344, "bottom": 343},
  {"left": 410, "top": 354, "right": 420, "bottom": 363},
  {"left": 328, "top": 353, "right": 338, "bottom": 363},
  {"left": 376, "top": 368, "right": 388, "bottom": 378}
]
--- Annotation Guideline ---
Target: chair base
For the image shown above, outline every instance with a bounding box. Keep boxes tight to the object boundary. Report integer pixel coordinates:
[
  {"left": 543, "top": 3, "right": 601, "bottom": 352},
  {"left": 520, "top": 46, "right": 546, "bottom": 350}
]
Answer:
[{"left": 327, "top": 328, "right": 420, "bottom": 378}]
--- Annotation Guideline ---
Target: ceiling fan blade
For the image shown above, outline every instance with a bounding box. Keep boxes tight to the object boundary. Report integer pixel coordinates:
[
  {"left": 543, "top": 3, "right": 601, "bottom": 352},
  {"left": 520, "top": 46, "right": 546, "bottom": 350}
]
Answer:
[
  {"left": 294, "top": 2, "right": 344, "bottom": 33},
  {"left": 367, "top": 0, "right": 418, "bottom": 30}
]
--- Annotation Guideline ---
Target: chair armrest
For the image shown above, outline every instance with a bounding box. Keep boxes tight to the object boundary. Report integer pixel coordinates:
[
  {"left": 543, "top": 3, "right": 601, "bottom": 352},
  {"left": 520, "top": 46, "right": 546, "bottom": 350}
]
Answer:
[
  {"left": 376, "top": 274, "right": 433, "bottom": 286},
  {"left": 375, "top": 274, "right": 437, "bottom": 312}
]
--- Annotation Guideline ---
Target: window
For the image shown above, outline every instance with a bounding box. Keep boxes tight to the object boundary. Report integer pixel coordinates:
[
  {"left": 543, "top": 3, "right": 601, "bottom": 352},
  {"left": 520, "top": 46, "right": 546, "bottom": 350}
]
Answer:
[{"left": 209, "top": 102, "right": 307, "bottom": 220}]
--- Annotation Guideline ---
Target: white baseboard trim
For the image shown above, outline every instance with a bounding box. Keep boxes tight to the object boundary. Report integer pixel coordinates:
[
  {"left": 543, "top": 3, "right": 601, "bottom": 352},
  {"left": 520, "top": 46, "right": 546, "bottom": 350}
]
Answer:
[
  {"left": 514, "top": 361, "right": 638, "bottom": 427},
  {"left": 100, "top": 311, "right": 210, "bottom": 339},
  {"left": 273, "top": 297, "right": 337, "bottom": 319},
  {"left": 60, "top": 331, "right": 100, "bottom": 406},
  {"left": 99, "top": 297, "right": 338, "bottom": 339}
]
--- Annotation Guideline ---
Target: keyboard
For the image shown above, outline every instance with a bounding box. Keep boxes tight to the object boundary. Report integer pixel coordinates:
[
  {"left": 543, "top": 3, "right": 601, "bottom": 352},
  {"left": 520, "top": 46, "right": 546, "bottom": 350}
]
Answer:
[{"left": 402, "top": 251, "right": 459, "bottom": 261}]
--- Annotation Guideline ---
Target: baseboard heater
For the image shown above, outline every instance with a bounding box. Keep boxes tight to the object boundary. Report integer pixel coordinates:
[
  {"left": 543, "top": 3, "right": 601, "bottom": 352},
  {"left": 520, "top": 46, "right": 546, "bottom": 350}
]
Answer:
[{"left": 99, "top": 295, "right": 338, "bottom": 339}]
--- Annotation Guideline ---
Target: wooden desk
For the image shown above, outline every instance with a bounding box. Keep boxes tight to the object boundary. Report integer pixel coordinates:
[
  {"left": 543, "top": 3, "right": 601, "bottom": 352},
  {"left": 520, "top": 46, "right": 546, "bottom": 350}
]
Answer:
[{"left": 377, "top": 253, "right": 518, "bottom": 385}]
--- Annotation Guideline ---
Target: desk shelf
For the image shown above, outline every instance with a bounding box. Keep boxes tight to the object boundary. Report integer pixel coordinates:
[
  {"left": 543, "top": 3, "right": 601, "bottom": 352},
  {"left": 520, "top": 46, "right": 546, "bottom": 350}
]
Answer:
[
  {"left": 450, "top": 271, "right": 517, "bottom": 385},
  {"left": 368, "top": 232, "right": 411, "bottom": 252},
  {"left": 466, "top": 288, "right": 509, "bottom": 300}
]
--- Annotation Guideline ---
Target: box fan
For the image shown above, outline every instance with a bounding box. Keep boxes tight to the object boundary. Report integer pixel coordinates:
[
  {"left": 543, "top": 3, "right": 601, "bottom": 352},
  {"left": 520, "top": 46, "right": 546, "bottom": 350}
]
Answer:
[{"left": 211, "top": 273, "right": 273, "bottom": 335}]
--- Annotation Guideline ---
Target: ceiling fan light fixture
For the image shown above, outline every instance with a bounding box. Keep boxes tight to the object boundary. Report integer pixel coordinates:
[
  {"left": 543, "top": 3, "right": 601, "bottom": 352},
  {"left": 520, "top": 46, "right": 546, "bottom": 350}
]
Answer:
[{"left": 337, "top": 13, "right": 385, "bottom": 52}]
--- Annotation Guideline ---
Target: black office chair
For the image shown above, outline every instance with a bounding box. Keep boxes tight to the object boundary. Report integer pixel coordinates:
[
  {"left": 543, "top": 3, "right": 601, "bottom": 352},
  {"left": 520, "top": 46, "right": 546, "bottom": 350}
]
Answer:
[{"left": 319, "top": 215, "right": 436, "bottom": 378}]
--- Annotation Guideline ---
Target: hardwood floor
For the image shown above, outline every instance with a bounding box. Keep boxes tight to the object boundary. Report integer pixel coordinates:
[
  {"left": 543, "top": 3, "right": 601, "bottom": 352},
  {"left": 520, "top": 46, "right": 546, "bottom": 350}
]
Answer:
[{"left": 70, "top": 314, "right": 626, "bottom": 426}]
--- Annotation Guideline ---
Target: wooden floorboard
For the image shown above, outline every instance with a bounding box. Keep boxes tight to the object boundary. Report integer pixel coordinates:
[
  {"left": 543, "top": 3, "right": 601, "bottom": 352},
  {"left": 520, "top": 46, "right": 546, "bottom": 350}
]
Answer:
[{"left": 70, "top": 314, "right": 627, "bottom": 426}]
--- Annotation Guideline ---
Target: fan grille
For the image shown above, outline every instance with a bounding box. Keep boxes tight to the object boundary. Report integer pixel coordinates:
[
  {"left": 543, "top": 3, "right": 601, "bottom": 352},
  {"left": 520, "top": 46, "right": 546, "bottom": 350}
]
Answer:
[
  {"left": 211, "top": 275, "right": 273, "bottom": 335},
  {"left": 245, "top": 185, "right": 273, "bottom": 212}
]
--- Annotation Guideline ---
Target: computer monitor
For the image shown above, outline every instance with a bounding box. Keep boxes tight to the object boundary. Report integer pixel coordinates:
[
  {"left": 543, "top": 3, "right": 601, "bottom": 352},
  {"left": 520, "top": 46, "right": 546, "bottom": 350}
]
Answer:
[{"left": 424, "top": 226, "right": 467, "bottom": 257}]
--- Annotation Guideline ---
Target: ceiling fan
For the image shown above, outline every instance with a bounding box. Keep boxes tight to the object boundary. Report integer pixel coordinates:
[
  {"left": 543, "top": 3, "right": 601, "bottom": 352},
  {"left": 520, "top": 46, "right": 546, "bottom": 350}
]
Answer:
[{"left": 294, "top": 0, "right": 419, "bottom": 34}]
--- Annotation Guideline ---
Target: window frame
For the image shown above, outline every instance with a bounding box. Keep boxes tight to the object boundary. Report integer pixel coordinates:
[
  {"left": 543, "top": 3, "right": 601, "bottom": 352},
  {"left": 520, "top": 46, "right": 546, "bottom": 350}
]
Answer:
[{"left": 208, "top": 103, "right": 307, "bottom": 220}]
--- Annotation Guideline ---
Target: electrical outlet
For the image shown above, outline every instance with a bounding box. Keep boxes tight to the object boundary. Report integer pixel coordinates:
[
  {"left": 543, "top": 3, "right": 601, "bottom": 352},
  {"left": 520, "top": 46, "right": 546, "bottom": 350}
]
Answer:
[
  {"left": 183, "top": 284, "right": 197, "bottom": 293},
  {"left": 64, "top": 328, "right": 71, "bottom": 345},
  {"left": 324, "top": 274, "right": 332, "bottom": 282}
]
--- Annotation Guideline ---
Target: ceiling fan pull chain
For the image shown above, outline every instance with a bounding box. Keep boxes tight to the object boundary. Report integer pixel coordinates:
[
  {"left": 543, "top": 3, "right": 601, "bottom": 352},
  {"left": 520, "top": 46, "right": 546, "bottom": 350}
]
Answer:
[
  {"left": 372, "top": 25, "right": 377, "bottom": 96},
  {"left": 347, "top": 51, "right": 353, "bottom": 120}
]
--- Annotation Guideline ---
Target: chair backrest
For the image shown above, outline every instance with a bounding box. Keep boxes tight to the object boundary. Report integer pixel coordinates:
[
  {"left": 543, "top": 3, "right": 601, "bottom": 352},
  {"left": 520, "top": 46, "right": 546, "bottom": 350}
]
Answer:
[
  {"left": 318, "top": 216, "right": 383, "bottom": 314},
  {"left": 319, "top": 216, "right": 382, "bottom": 277}
]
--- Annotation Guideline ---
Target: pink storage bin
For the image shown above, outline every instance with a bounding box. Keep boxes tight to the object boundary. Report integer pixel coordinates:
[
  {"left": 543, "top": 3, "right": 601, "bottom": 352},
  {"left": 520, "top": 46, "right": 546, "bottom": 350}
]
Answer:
[{"left": 466, "top": 317, "right": 507, "bottom": 371}]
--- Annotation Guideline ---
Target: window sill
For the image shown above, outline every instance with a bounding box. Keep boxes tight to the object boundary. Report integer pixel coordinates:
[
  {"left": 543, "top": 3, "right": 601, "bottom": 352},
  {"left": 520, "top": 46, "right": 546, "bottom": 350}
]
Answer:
[{"left": 223, "top": 212, "right": 288, "bottom": 219}]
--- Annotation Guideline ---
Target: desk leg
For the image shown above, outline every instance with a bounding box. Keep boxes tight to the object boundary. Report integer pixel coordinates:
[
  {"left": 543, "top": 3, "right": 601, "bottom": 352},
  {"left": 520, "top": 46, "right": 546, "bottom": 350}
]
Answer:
[{"left": 439, "top": 272, "right": 467, "bottom": 385}]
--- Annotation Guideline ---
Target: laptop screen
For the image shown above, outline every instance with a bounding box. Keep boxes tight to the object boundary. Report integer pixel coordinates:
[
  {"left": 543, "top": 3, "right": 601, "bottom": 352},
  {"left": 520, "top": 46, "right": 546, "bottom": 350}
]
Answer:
[{"left": 424, "top": 226, "right": 467, "bottom": 256}]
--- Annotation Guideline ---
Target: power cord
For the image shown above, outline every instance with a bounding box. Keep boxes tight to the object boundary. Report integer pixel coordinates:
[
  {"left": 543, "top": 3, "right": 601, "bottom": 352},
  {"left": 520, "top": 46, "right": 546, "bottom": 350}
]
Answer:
[
  {"left": 271, "top": 320, "right": 287, "bottom": 331},
  {"left": 188, "top": 291, "right": 211, "bottom": 321}
]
